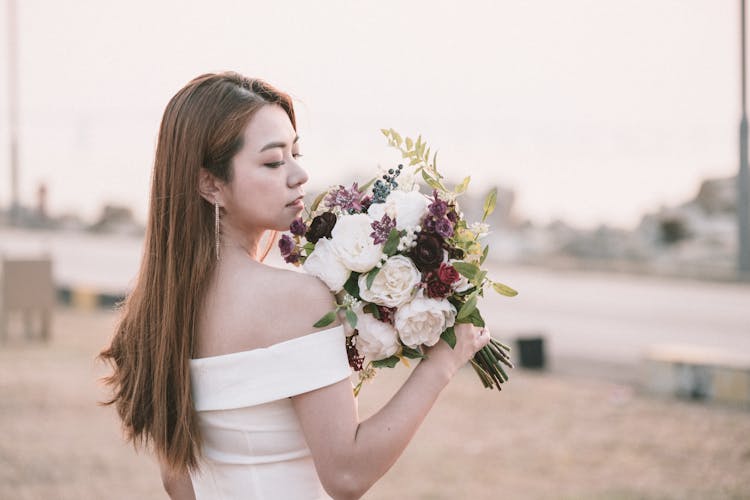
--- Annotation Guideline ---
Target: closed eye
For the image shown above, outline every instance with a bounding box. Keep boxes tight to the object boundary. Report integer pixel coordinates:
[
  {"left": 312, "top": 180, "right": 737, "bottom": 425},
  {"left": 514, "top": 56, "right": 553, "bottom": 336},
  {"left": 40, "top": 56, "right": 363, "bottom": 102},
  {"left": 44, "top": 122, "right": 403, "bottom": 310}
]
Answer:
[{"left": 264, "top": 153, "right": 303, "bottom": 168}]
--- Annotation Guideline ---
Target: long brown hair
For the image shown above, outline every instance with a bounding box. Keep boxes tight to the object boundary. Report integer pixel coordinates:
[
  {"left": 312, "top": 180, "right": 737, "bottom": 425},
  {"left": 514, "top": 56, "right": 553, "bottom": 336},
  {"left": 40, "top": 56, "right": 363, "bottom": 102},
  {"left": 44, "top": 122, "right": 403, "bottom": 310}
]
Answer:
[{"left": 99, "top": 72, "right": 297, "bottom": 473}]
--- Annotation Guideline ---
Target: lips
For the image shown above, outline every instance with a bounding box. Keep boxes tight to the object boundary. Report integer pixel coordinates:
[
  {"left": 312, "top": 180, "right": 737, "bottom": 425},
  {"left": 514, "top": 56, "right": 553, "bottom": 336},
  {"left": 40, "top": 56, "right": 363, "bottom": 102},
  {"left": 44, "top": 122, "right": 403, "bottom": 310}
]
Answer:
[{"left": 287, "top": 195, "right": 305, "bottom": 207}]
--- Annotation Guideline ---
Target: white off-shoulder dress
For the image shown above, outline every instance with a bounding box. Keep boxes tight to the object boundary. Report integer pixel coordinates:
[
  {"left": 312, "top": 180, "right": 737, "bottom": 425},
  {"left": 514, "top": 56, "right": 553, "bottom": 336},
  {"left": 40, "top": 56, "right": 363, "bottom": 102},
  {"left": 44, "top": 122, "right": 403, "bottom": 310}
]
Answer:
[{"left": 189, "top": 325, "right": 351, "bottom": 499}]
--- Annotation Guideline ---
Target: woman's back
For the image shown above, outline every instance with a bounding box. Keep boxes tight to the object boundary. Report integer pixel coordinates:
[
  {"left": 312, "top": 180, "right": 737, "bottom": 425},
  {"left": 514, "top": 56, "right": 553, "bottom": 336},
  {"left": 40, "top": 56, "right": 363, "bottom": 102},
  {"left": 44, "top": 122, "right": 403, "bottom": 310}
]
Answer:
[{"left": 191, "top": 262, "right": 351, "bottom": 499}]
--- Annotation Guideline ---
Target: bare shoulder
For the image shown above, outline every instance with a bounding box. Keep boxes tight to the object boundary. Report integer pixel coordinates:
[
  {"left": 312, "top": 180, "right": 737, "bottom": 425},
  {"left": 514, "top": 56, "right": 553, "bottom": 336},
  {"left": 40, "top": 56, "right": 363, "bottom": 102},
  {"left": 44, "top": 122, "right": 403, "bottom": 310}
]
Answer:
[
  {"left": 252, "top": 266, "right": 341, "bottom": 342},
  {"left": 274, "top": 267, "right": 336, "bottom": 311}
]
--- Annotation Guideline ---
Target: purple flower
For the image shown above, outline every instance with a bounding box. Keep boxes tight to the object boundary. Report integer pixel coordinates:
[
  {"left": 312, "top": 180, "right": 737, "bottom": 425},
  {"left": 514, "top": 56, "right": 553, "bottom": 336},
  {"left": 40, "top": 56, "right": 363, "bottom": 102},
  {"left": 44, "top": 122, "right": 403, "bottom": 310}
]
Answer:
[
  {"left": 278, "top": 234, "right": 295, "bottom": 256},
  {"left": 370, "top": 214, "right": 396, "bottom": 244},
  {"left": 434, "top": 217, "right": 454, "bottom": 239},
  {"left": 428, "top": 190, "right": 448, "bottom": 218},
  {"left": 283, "top": 251, "right": 301, "bottom": 264},
  {"left": 325, "top": 183, "right": 364, "bottom": 213},
  {"left": 290, "top": 218, "right": 307, "bottom": 237}
]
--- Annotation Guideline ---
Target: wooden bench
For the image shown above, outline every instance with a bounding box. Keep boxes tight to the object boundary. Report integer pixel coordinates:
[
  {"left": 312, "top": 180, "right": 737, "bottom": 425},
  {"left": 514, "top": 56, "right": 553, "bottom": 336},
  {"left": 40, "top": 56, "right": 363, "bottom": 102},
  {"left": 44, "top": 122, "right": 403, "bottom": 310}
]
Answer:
[{"left": 641, "top": 344, "right": 750, "bottom": 407}]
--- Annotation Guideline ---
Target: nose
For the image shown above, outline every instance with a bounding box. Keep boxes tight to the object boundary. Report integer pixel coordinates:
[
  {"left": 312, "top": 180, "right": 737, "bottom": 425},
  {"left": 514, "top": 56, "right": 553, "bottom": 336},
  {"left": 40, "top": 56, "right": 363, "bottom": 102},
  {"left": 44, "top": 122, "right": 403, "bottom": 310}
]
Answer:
[{"left": 288, "top": 157, "right": 309, "bottom": 188}]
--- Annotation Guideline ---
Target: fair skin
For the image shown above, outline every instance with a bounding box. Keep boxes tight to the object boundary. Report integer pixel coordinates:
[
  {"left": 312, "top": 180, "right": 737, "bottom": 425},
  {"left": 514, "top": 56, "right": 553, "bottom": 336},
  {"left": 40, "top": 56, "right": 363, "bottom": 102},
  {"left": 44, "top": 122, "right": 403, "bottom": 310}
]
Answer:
[{"left": 161, "top": 104, "right": 491, "bottom": 499}]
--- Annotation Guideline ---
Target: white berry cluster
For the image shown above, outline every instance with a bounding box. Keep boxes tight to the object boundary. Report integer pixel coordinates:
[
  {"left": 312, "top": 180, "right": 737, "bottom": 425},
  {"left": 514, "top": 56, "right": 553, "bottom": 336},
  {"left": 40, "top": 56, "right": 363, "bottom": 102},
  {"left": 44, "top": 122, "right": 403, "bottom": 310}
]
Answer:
[
  {"left": 340, "top": 292, "right": 360, "bottom": 309},
  {"left": 396, "top": 225, "right": 421, "bottom": 252}
]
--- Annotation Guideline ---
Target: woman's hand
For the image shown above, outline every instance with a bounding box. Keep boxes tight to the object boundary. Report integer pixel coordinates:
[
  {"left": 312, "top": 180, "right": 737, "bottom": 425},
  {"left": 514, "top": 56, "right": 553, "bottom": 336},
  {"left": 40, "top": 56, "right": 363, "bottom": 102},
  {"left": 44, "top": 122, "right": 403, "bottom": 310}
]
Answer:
[{"left": 423, "top": 323, "right": 492, "bottom": 379}]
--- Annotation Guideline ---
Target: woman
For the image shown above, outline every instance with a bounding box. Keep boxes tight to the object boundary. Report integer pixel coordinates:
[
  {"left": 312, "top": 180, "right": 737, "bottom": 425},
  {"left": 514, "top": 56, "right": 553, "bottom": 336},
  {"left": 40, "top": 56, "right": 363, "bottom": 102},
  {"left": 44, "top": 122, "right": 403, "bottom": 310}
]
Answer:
[{"left": 100, "top": 71, "right": 491, "bottom": 499}]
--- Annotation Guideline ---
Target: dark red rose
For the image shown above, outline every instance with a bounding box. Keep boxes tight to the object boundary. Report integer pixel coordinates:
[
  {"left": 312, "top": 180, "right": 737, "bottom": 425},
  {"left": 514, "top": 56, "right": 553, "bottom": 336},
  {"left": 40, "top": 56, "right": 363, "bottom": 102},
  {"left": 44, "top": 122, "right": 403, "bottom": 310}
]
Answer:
[
  {"left": 376, "top": 305, "right": 396, "bottom": 325},
  {"left": 346, "top": 334, "right": 364, "bottom": 371},
  {"left": 425, "top": 277, "right": 452, "bottom": 298},
  {"left": 410, "top": 233, "right": 444, "bottom": 272},
  {"left": 437, "top": 262, "right": 460, "bottom": 284},
  {"left": 305, "top": 212, "right": 337, "bottom": 243}
]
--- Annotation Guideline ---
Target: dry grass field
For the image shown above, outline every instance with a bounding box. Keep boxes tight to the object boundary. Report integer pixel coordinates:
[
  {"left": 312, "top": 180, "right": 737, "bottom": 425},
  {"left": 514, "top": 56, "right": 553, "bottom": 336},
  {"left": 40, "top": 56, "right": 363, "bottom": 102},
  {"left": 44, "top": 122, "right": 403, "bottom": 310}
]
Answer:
[{"left": 1, "top": 308, "right": 749, "bottom": 499}]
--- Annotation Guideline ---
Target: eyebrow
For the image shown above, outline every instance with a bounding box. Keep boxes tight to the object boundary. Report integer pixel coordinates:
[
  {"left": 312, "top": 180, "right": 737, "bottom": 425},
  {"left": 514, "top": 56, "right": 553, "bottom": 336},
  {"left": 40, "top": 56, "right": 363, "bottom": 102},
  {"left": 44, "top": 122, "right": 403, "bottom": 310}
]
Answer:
[{"left": 259, "top": 135, "right": 300, "bottom": 153}]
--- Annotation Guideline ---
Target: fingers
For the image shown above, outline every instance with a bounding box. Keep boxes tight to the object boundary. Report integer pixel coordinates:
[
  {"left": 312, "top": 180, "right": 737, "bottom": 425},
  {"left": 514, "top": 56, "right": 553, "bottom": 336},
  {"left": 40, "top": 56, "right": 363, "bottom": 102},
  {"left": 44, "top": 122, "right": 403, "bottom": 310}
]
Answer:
[{"left": 475, "top": 327, "right": 491, "bottom": 349}]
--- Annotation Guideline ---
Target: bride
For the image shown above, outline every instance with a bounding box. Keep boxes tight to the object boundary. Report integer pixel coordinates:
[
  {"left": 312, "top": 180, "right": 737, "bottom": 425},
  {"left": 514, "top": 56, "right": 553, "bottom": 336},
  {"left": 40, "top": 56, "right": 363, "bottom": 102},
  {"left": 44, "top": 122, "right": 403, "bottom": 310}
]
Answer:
[{"left": 99, "top": 71, "right": 491, "bottom": 499}]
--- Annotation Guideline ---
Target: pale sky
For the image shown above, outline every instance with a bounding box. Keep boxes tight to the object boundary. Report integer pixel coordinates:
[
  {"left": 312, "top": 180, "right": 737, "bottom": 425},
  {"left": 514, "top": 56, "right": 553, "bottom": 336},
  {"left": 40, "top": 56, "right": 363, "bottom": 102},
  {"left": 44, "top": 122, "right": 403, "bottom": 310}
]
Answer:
[{"left": 0, "top": 0, "right": 742, "bottom": 229}]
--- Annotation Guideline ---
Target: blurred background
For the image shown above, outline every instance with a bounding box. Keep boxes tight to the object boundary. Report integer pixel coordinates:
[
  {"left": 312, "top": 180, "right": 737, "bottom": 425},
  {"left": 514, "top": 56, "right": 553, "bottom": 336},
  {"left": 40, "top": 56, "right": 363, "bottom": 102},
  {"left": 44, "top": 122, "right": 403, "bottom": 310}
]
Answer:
[{"left": 1, "top": 1, "right": 749, "bottom": 499}]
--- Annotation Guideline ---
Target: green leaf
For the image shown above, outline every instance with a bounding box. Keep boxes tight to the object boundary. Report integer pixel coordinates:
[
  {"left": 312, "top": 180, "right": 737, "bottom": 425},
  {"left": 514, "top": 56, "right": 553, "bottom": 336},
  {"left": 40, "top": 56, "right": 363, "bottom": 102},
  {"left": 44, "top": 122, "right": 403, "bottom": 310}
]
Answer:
[
  {"left": 345, "top": 308, "right": 358, "bottom": 329},
  {"left": 492, "top": 282, "right": 518, "bottom": 297},
  {"left": 313, "top": 310, "right": 336, "bottom": 328},
  {"left": 343, "top": 273, "right": 361, "bottom": 299},
  {"left": 383, "top": 229, "right": 401, "bottom": 256},
  {"left": 455, "top": 176, "right": 471, "bottom": 194},
  {"left": 480, "top": 245, "right": 489, "bottom": 265},
  {"left": 432, "top": 150, "right": 438, "bottom": 170},
  {"left": 424, "top": 147, "right": 431, "bottom": 163},
  {"left": 452, "top": 262, "right": 479, "bottom": 280},
  {"left": 459, "top": 307, "right": 485, "bottom": 327},
  {"left": 391, "top": 129, "right": 403, "bottom": 147},
  {"left": 456, "top": 293, "right": 478, "bottom": 321},
  {"left": 380, "top": 128, "right": 390, "bottom": 138},
  {"left": 405, "top": 137, "right": 414, "bottom": 150},
  {"left": 310, "top": 191, "right": 327, "bottom": 213},
  {"left": 372, "top": 355, "right": 400, "bottom": 368},
  {"left": 482, "top": 188, "right": 498, "bottom": 222},
  {"left": 365, "top": 303, "right": 381, "bottom": 319},
  {"left": 409, "top": 156, "right": 422, "bottom": 166},
  {"left": 365, "top": 265, "right": 382, "bottom": 289},
  {"left": 440, "top": 327, "right": 456, "bottom": 349},
  {"left": 303, "top": 242, "right": 315, "bottom": 254},
  {"left": 401, "top": 345, "right": 425, "bottom": 359},
  {"left": 421, "top": 170, "right": 443, "bottom": 191},
  {"left": 474, "top": 270, "right": 487, "bottom": 287}
]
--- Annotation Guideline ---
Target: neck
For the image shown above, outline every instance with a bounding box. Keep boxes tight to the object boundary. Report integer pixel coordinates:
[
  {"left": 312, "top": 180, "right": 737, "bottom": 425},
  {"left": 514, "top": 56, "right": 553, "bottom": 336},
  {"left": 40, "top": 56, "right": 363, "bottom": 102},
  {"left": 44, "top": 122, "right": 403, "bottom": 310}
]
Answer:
[{"left": 219, "top": 223, "right": 266, "bottom": 261}]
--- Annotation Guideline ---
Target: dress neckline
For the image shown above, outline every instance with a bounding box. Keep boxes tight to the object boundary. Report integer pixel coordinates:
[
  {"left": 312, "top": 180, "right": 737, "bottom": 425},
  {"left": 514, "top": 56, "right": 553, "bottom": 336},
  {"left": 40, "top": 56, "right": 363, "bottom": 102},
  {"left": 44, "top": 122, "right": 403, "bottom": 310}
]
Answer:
[{"left": 190, "top": 324, "right": 344, "bottom": 363}]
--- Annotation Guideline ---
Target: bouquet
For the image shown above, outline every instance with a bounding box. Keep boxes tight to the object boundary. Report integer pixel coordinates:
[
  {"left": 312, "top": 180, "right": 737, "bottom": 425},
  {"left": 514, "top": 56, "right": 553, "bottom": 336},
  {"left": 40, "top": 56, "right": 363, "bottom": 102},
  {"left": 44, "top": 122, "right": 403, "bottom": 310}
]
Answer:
[{"left": 279, "top": 129, "right": 517, "bottom": 395}]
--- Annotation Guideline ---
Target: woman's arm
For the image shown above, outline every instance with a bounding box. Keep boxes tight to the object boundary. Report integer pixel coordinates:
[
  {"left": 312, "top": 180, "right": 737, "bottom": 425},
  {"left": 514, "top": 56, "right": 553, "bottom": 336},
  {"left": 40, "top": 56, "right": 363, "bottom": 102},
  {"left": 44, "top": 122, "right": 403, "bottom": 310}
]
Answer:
[
  {"left": 292, "top": 319, "right": 488, "bottom": 500},
  {"left": 159, "top": 460, "right": 196, "bottom": 500}
]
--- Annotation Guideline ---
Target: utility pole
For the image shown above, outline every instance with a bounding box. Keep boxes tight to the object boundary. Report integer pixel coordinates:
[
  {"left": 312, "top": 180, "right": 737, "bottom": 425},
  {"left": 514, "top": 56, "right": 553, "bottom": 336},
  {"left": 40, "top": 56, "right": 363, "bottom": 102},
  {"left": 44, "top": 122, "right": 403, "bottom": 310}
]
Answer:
[
  {"left": 6, "top": 0, "right": 20, "bottom": 225},
  {"left": 739, "top": 0, "right": 750, "bottom": 278}
]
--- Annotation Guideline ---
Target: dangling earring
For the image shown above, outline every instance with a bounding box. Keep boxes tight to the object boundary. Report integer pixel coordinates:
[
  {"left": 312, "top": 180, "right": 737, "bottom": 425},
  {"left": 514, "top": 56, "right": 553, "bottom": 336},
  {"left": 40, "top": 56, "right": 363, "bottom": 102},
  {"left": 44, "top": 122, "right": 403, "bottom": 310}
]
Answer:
[{"left": 214, "top": 200, "right": 221, "bottom": 261}]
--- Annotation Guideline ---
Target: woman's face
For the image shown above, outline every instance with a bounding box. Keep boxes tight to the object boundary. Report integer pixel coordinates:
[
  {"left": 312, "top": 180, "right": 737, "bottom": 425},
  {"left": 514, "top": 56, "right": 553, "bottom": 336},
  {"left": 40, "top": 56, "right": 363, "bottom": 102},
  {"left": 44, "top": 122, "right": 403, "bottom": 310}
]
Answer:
[{"left": 219, "top": 104, "right": 308, "bottom": 234}]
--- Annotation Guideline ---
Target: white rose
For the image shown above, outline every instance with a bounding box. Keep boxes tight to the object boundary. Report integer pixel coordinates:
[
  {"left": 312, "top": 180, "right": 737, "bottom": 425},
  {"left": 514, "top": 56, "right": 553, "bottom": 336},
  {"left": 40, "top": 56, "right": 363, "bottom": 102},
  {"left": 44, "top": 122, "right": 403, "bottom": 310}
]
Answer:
[
  {"left": 394, "top": 291, "right": 457, "bottom": 348},
  {"left": 358, "top": 255, "right": 421, "bottom": 308},
  {"left": 302, "top": 238, "right": 351, "bottom": 292},
  {"left": 329, "top": 214, "right": 384, "bottom": 273},
  {"left": 368, "top": 190, "right": 429, "bottom": 231},
  {"left": 354, "top": 307, "right": 400, "bottom": 361}
]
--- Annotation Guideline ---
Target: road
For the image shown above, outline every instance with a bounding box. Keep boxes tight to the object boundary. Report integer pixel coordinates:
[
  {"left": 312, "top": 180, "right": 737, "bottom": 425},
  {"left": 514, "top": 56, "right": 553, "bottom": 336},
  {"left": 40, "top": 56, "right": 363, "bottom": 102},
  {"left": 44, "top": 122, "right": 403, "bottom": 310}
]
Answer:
[{"left": 481, "top": 264, "right": 750, "bottom": 372}]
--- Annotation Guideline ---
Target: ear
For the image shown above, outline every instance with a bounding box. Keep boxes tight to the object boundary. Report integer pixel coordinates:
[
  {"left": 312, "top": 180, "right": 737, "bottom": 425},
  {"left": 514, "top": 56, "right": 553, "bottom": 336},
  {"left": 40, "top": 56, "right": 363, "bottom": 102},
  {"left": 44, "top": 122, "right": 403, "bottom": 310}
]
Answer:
[{"left": 198, "top": 168, "right": 225, "bottom": 205}]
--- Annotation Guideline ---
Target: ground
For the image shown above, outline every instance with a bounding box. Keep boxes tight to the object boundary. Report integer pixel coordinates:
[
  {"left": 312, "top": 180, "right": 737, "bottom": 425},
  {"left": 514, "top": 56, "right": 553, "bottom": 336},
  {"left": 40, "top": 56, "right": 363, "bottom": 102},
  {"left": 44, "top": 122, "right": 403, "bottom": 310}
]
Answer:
[{"left": 1, "top": 308, "right": 748, "bottom": 500}]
